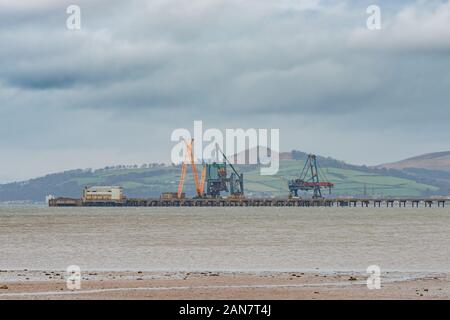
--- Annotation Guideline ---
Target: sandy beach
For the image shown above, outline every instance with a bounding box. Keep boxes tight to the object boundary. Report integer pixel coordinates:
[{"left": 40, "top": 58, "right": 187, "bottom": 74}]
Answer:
[
  {"left": 1, "top": 270, "right": 449, "bottom": 300},
  {"left": 2, "top": 207, "right": 449, "bottom": 300}
]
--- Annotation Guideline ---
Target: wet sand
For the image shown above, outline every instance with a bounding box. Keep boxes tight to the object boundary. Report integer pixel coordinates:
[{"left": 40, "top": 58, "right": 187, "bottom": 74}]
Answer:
[
  {"left": 1, "top": 270, "right": 449, "bottom": 299},
  {"left": 2, "top": 208, "right": 450, "bottom": 299}
]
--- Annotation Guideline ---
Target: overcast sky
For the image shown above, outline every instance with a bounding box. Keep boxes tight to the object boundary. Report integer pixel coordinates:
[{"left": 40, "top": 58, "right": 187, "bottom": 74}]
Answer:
[{"left": 1, "top": 0, "right": 449, "bottom": 182}]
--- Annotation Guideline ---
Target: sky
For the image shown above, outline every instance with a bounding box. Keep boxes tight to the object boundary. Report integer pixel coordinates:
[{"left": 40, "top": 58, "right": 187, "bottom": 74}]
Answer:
[{"left": 1, "top": 0, "right": 450, "bottom": 182}]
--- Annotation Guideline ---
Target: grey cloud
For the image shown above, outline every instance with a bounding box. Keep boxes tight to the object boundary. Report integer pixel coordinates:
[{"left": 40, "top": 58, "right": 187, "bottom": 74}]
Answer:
[
  {"left": 2, "top": 0, "right": 449, "bottom": 117},
  {"left": 1, "top": 0, "right": 450, "bottom": 181}
]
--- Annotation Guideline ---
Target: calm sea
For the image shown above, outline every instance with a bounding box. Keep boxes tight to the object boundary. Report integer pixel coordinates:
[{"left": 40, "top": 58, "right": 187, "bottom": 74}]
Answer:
[{"left": 0, "top": 206, "right": 449, "bottom": 272}]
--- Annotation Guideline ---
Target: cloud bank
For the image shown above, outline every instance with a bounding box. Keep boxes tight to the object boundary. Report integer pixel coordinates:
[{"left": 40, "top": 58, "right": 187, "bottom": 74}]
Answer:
[{"left": 1, "top": 0, "right": 449, "bottom": 181}]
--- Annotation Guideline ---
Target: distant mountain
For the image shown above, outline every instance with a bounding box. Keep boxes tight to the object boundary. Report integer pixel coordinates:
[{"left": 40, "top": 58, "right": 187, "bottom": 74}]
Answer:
[
  {"left": 378, "top": 151, "right": 450, "bottom": 172},
  {"left": 1, "top": 150, "right": 448, "bottom": 202}
]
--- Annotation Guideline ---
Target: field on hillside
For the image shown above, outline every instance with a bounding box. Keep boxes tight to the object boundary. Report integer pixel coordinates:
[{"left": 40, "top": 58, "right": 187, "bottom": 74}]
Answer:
[{"left": 243, "top": 160, "right": 439, "bottom": 197}]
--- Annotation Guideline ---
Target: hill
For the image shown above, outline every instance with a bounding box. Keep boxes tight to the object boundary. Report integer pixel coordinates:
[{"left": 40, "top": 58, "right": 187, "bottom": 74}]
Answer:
[
  {"left": 0, "top": 150, "right": 445, "bottom": 202},
  {"left": 378, "top": 151, "right": 450, "bottom": 172}
]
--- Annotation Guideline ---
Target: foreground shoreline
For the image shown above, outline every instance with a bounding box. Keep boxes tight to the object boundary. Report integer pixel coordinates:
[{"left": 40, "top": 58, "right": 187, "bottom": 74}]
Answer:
[{"left": 1, "top": 270, "right": 449, "bottom": 299}]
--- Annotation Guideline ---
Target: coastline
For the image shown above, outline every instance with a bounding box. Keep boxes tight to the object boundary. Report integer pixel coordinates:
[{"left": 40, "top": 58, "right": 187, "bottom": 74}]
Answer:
[{"left": 1, "top": 270, "right": 449, "bottom": 300}]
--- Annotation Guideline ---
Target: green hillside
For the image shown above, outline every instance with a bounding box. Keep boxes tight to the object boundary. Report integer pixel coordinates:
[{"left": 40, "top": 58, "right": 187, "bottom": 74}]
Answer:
[
  {"left": 0, "top": 158, "right": 440, "bottom": 202},
  {"left": 244, "top": 160, "right": 438, "bottom": 197}
]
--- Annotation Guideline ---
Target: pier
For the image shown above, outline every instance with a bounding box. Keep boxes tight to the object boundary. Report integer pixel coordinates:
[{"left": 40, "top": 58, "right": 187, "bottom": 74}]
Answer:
[{"left": 49, "top": 197, "right": 448, "bottom": 208}]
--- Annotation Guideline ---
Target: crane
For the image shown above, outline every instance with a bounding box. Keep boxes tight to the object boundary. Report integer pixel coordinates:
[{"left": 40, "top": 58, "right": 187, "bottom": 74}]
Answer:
[
  {"left": 177, "top": 138, "right": 206, "bottom": 198},
  {"left": 288, "top": 154, "right": 334, "bottom": 199},
  {"left": 205, "top": 144, "right": 244, "bottom": 198}
]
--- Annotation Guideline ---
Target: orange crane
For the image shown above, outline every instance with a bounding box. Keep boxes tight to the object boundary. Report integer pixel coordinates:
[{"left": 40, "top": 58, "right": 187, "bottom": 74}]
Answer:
[{"left": 177, "top": 138, "right": 206, "bottom": 198}]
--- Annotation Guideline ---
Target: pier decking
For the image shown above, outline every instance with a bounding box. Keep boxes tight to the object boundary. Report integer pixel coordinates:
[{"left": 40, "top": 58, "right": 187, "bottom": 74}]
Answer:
[{"left": 49, "top": 197, "right": 448, "bottom": 208}]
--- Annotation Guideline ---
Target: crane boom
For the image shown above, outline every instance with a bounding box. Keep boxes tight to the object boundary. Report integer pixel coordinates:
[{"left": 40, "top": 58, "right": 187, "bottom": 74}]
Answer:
[
  {"left": 188, "top": 140, "right": 202, "bottom": 196},
  {"left": 177, "top": 138, "right": 205, "bottom": 198},
  {"left": 199, "top": 164, "right": 206, "bottom": 194},
  {"left": 177, "top": 162, "right": 187, "bottom": 198}
]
